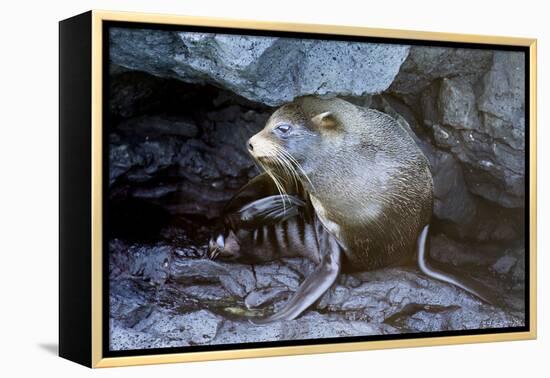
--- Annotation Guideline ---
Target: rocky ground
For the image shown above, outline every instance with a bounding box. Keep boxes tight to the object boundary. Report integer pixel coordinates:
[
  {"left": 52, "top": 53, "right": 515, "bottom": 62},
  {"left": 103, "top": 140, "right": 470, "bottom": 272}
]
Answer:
[
  {"left": 107, "top": 29, "right": 527, "bottom": 351},
  {"left": 109, "top": 238, "right": 525, "bottom": 350}
]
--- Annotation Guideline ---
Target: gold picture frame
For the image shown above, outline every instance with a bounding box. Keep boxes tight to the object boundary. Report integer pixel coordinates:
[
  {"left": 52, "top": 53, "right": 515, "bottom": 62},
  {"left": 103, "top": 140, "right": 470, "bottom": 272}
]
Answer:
[{"left": 59, "top": 9, "right": 537, "bottom": 368}]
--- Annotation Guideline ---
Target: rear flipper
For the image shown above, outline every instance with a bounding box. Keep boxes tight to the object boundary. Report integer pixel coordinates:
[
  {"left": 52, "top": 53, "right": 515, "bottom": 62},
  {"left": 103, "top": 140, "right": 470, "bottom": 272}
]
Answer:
[
  {"left": 250, "top": 232, "right": 343, "bottom": 324},
  {"left": 417, "top": 225, "right": 495, "bottom": 305}
]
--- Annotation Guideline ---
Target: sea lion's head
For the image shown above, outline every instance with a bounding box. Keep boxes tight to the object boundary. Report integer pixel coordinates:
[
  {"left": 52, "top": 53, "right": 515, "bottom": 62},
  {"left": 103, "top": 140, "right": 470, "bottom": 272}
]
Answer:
[{"left": 247, "top": 99, "right": 341, "bottom": 193}]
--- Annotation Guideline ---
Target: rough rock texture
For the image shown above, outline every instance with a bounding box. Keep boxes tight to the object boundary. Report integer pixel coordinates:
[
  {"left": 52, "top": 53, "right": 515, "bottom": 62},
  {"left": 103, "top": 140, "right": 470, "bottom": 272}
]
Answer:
[
  {"left": 390, "top": 47, "right": 526, "bottom": 208},
  {"left": 106, "top": 32, "right": 527, "bottom": 351},
  {"left": 369, "top": 93, "right": 523, "bottom": 242},
  {"left": 110, "top": 28, "right": 410, "bottom": 106},
  {"left": 390, "top": 46, "right": 493, "bottom": 94},
  {"left": 109, "top": 92, "right": 268, "bottom": 220},
  {"left": 109, "top": 240, "right": 524, "bottom": 350}
]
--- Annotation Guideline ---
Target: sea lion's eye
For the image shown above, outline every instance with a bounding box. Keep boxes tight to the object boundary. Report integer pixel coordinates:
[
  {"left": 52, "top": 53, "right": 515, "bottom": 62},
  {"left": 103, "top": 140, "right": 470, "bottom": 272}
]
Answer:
[{"left": 275, "top": 123, "right": 292, "bottom": 135}]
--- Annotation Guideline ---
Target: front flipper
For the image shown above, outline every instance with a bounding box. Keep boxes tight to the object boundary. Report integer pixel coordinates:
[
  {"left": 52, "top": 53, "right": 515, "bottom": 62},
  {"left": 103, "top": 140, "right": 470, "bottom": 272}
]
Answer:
[
  {"left": 229, "top": 194, "right": 306, "bottom": 230},
  {"left": 223, "top": 173, "right": 280, "bottom": 215},
  {"left": 250, "top": 233, "right": 342, "bottom": 324}
]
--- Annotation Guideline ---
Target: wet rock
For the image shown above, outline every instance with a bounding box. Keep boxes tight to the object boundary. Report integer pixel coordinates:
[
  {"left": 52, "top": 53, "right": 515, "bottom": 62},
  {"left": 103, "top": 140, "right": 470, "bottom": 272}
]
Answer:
[
  {"left": 245, "top": 287, "right": 291, "bottom": 309},
  {"left": 110, "top": 28, "right": 410, "bottom": 106}
]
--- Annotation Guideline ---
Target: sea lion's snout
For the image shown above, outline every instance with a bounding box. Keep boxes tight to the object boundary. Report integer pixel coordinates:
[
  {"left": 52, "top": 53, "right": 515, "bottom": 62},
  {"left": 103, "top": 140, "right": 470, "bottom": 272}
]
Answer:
[
  {"left": 247, "top": 134, "right": 274, "bottom": 163},
  {"left": 247, "top": 135, "right": 257, "bottom": 156}
]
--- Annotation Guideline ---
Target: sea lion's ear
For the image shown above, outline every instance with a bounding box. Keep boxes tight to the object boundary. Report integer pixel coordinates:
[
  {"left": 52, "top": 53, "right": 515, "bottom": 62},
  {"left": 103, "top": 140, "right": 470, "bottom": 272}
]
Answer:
[{"left": 311, "top": 111, "right": 338, "bottom": 131}]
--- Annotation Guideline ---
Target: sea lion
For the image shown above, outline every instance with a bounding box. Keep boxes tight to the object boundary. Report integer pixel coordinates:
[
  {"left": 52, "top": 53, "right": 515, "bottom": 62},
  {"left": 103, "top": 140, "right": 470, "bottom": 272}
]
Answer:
[{"left": 208, "top": 96, "right": 489, "bottom": 323}]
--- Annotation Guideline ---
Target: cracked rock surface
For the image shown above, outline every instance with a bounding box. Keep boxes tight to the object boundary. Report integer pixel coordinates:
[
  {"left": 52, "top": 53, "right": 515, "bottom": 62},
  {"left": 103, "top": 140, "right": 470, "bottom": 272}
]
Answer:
[
  {"left": 107, "top": 31, "right": 527, "bottom": 351},
  {"left": 109, "top": 240, "right": 524, "bottom": 350}
]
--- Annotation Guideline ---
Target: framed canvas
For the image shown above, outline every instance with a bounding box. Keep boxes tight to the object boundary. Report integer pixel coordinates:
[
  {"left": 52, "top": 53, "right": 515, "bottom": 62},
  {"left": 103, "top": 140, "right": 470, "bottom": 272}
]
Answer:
[{"left": 59, "top": 10, "right": 537, "bottom": 368}]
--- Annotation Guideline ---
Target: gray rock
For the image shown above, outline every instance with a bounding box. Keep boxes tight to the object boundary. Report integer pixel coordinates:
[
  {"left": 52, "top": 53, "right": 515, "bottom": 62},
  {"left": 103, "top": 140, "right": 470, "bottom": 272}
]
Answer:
[
  {"left": 110, "top": 28, "right": 410, "bottom": 106},
  {"left": 109, "top": 308, "right": 224, "bottom": 350},
  {"left": 109, "top": 71, "right": 168, "bottom": 119},
  {"left": 478, "top": 51, "right": 525, "bottom": 142},
  {"left": 430, "top": 121, "right": 525, "bottom": 208},
  {"left": 431, "top": 150, "right": 477, "bottom": 225},
  {"left": 109, "top": 106, "right": 267, "bottom": 219},
  {"left": 391, "top": 46, "right": 525, "bottom": 208},
  {"left": 109, "top": 239, "right": 524, "bottom": 350},
  {"left": 170, "top": 256, "right": 258, "bottom": 299},
  {"left": 438, "top": 77, "right": 481, "bottom": 130},
  {"left": 169, "top": 257, "right": 228, "bottom": 285},
  {"left": 109, "top": 134, "right": 181, "bottom": 186},
  {"left": 373, "top": 96, "right": 477, "bottom": 226},
  {"left": 109, "top": 240, "right": 172, "bottom": 285},
  {"left": 109, "top": 278, "right": 156, "bottom": 325},
  {"left": 117, "top": 115, "right": 198, "bottom": 138},
  {"left": 110, "top": 322, "right": 180, "bottom": 350},
  {"left": 390, "top": 46, "right": 493, "bottom": 94},
  {"left": 105, "top": 37, "right": 527, "bottom": 351},
  {"left": 133, "top": 309, "right": 222, "bottom": 344},
  {"left": 387, "top": 302, "right": 517, "bottom": 332},
  {"left": 245, "top": 287, "right": 291, "bottom": 309},
  {"left": 490, "top": 247, "right": 525, "bottom": 284},
  {"left": 492, "top": 255, "right": 518, "bottom": 275},
  {"left": 179, "top": 284, "right": 230, "bottom": 302},
  {"left": 429, "top": 233, "right": 499, "bottom": 267}
]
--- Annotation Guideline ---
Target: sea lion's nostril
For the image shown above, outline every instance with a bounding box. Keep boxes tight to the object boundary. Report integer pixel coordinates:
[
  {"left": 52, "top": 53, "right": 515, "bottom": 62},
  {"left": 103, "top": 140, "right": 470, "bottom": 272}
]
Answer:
[{"left": 248, "top": 142, "right": 254, "bottom": 151}]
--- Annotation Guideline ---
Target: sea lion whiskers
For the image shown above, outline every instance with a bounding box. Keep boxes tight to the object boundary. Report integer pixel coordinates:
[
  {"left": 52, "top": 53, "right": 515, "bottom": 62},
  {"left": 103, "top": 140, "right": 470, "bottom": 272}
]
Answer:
[
  {"left": 251, "top": 141, "right": 302, "bottom": 213},
  {"left": 256, "top": 157, "right": 291, "bottom": 213},
  {"left": 272, "top": 143, "right": 315, "bottom": 192},
  {"left": 271, "top": 144, "right": 300, "bottom": 192},
  {"left": 267, "top": 151, "right": 296, "bottom": 211},
  {"left": 276, "top": 147, "right": 309, "bottom": 189}
]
